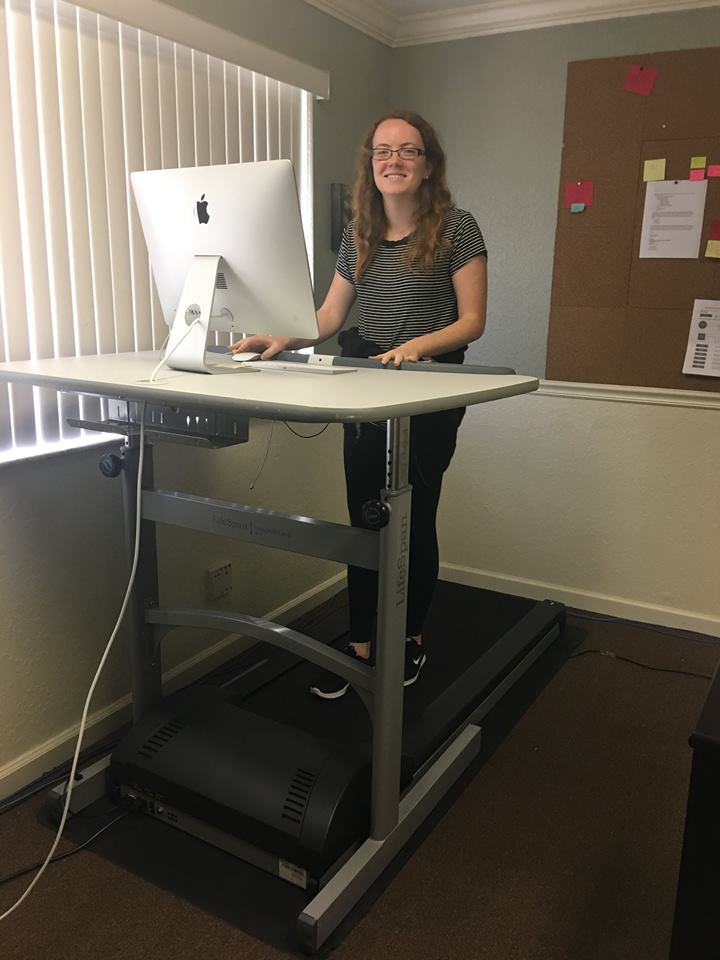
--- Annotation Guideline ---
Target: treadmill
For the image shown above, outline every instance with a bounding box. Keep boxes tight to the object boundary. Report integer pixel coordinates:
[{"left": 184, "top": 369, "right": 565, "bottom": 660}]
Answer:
[{"left": 29, "top": 351, "right": 565, "bottom": 953}]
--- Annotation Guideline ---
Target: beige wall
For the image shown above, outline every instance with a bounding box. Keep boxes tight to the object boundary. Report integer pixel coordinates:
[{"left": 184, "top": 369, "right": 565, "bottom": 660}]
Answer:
[{"left": 440, "top": 388, "right": 720, "bottom": 635}]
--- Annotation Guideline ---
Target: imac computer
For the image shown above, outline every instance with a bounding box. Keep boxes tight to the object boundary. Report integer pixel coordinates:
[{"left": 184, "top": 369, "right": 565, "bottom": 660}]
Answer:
[{"left": 131, "top": 160, "right": 319, "bottom": 374}]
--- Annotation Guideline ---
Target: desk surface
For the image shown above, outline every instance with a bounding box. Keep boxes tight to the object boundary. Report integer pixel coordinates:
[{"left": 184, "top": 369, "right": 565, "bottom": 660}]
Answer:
[{"left": 0, "top": 352, "right": 538, "bottom": 422}]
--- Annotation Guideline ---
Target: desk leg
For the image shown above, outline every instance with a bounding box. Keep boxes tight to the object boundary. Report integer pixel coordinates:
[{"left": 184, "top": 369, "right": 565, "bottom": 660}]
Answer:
[
  {"left": 121, "top": 436, "right": 161, "bottom": 722},
  {"left": 370, "top": 417, "right": 411, "bottom": 840}
]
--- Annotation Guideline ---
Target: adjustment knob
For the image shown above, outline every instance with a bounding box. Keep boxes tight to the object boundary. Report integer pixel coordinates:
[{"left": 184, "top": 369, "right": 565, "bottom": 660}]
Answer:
[
  {"left": 99, "top": 452, "right": 124, "bottom": 478},
  {"left": 361, "top": 500, "right": 390, "bottom": 529}
]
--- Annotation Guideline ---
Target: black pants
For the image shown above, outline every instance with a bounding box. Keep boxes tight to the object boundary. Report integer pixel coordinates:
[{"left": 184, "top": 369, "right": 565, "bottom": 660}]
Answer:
[{"left": 343, "top": 406, "right": 465, "bottom": 645}]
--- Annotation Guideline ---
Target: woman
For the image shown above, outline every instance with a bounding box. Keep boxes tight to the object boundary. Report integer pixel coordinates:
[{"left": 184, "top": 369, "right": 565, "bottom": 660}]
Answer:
[{"left": 231, "top": 111, "right": 487, "bottom": 699}]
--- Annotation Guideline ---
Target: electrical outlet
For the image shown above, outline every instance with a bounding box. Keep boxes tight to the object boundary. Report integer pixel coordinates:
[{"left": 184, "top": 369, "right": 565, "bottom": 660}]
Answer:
[{"left": 206, "top": 561, "right": 232, "bottom": 600}]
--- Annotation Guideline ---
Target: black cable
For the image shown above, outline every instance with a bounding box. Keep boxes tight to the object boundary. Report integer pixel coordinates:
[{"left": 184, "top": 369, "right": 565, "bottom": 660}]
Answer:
[
  {"left": 249, "top": 420, "right": 275, "bottom": 491},
  {"left": 283, "top": 421, "right": 329, "bottom": 439},
  {"left": 567, "top": 608, "right": 720, "bottom": 647},
  {"left": 568, "top": 648, "right": 713, "bottom": 681},
  {"left": 250, "top": 419, "right": 331, "bottom": 489},
  {"left": 0, "top": 774, "right": 70, "bottom": 817},
  {"left": 0, "top": 807, "right": 136, "bottom": 889}
]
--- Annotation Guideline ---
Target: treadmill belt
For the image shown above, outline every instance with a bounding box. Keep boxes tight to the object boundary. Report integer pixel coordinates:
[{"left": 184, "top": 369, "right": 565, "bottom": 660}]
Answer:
[{"left": 227, "top": 581, "right": 537, "bottom": 751}]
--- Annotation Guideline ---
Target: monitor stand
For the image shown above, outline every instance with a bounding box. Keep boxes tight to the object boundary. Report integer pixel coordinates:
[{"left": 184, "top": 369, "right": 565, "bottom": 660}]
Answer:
[
  {"left": 163, "top": 254, "right": 227, "bottom": 375},
  {"left": 163, "top": 255, "right": 353, "bottom": 378}
]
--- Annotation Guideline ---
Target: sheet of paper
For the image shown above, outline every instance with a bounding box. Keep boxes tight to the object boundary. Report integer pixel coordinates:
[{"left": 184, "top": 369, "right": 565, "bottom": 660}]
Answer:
[
  {"left": 639, "top": 179, "right": 708, "bottom": 258},
  {"left": 683, "top": 299, "right": 720, "bottom": 377}
]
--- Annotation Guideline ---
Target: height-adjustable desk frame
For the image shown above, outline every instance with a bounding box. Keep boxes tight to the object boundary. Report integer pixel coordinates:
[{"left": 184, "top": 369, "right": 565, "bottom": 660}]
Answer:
[{"left": 0, "top": 351, "right": 556, "bottom": 952}]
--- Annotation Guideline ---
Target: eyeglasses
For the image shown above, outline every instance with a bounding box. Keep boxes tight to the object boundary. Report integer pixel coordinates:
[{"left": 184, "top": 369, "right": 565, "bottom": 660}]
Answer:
[{"left": 370, "top": 147, "right": 426, "bottom": 161}]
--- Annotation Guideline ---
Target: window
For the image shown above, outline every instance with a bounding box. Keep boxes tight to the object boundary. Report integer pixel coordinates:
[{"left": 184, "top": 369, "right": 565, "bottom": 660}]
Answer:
[{"left": 0, "top": 0, "right": 313, "bottom": 461}]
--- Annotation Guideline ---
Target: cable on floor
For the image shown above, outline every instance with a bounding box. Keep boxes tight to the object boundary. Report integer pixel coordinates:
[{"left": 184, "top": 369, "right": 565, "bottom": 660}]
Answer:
[
  {"left": 568, "top": 648, "right": 713, "bottom": 681},
  {"left": 567, "top": 608, "right": 720, "bottom": 647},
  {"left": 0, "top": 806, "right": 138, "bottom": 890}
]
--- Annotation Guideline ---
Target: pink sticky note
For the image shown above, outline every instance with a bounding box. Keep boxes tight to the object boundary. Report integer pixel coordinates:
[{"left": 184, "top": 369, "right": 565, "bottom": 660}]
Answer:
[
  {"left": 563, "top": 180, "right": 594, "bottom": 208},
  {"left": 709, "top": 220, "right": 720, "bottom": 242},
  {"left": 690, "top": 169, "right": 706, "bottom": 181},
  {"left": 708, "top": 164, "right": 720, "bottom": 177},
  {"left": 624, "top": 63, "right": 658, "bottom": 96}
]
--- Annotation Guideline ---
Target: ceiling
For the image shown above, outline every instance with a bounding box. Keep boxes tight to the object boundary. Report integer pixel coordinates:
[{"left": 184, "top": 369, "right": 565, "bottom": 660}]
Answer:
[{"left": 302, "top": 0, "right": 719, "bottom": 47}]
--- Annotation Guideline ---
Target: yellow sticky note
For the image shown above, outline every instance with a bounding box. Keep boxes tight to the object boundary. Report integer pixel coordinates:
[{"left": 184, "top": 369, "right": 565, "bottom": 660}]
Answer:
[
  {"left": 643, "top": 158, "right": 666, "bottom": 181},
  {"left": 705, "top": 239, "right": 720, "bottom": 259},
  {"left": 690, "top": 156, "right": 707, "bottom": 169}
]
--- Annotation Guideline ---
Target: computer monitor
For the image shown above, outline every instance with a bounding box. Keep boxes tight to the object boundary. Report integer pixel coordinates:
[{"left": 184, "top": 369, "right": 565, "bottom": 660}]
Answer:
[{"left": 131, "top": 160, "right": 318, "bottom": 373}]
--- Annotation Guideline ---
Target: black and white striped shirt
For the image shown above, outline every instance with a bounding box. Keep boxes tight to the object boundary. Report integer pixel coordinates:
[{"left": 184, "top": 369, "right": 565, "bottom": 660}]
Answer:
[{"left": 335, "top": 207, "right": 487, "bottom": 352}]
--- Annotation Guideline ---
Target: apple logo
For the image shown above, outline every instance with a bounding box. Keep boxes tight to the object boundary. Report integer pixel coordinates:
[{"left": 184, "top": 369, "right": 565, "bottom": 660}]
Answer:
[{"left": 196, "top": 193, "right": 210, "bottom": 224}]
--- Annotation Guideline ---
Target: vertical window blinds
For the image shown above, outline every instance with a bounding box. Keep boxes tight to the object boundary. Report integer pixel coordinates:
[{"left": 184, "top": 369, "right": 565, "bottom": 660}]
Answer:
[{"left": 0, "top": 0, "right": 313, "bottom": 460}]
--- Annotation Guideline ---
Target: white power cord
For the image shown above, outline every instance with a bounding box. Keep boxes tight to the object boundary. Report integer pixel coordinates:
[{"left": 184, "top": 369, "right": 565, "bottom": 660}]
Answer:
[
  {"left": 149, "top": 318, "right": 203, "bottom": 383},
  {"left": 0, "top": 416, "right": 147, "bottom": 922}
]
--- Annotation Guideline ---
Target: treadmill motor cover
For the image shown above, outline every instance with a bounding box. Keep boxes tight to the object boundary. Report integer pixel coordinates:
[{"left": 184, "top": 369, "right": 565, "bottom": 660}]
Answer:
[{"left": 109, "top": 686, "right": 370, "bottom": 876}]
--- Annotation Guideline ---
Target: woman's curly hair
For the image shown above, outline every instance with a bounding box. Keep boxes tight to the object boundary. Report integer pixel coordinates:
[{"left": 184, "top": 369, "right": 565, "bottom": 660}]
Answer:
[{"left": 351, "top": 111, "right": 453, "bottom": 281}]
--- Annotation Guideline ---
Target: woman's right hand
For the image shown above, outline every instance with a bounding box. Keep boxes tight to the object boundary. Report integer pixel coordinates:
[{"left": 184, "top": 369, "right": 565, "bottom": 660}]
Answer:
[{"left": 229, "top": 335, "right": 296, "bottom": 360}]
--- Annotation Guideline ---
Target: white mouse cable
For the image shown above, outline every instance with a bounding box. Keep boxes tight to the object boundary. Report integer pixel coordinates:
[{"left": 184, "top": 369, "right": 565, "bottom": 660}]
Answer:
[{"left": 0, "top": 413, "right": 148, "bottom": 922}]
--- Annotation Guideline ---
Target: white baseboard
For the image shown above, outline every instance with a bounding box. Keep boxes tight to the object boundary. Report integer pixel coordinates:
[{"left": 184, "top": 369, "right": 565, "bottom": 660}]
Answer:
[
  {"left": 0, "top": 572, "right": 346, "bottom": 801},
  {"left": 441, "top": 562, "right": 720, "bottom": 638}
]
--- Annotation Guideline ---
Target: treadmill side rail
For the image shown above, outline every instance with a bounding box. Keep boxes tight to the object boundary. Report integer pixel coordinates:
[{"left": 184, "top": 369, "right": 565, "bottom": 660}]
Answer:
[{"left": 297, "top": 723, "right": 483, "bottom": 953}]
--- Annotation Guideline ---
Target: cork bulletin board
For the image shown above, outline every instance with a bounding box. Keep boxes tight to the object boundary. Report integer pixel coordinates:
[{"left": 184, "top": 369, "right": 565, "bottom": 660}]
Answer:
[{"left": 547, "top": 47, "right": 720, "bottom": 391}]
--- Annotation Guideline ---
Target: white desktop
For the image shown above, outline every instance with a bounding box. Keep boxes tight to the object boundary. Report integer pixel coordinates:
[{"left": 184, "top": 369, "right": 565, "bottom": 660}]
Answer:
[{"left": 131, "top": 159, "right": 319, "bottom": 374}]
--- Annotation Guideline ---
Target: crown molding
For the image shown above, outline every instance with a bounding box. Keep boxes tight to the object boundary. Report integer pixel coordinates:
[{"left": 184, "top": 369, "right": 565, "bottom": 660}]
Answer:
[
  {"left": 304, "top": 0, "right": 720, "bottom": 47},
  {"left": 303, "top": 0, "right": 397, "bottom": 45}
]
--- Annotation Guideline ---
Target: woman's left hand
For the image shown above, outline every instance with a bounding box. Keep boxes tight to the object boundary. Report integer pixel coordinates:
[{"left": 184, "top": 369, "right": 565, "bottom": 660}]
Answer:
[{"left": 369, "top": 345, "right": 427, "bottom": 367}]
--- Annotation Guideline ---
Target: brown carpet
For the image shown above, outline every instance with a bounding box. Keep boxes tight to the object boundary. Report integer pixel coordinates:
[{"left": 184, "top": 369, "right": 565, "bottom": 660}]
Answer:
[{"left": 0, "top": 614, "right": 716, "bottom": 960}]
